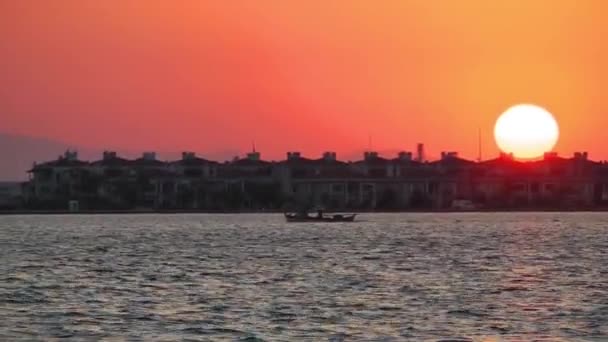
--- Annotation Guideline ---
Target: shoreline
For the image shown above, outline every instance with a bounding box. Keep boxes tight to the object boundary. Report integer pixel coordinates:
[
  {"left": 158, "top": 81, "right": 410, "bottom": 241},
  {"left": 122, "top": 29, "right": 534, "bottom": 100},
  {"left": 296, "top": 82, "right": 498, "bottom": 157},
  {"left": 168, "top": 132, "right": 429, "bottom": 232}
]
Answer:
[{"left": 2, "top": 208, "right": 608, "bottom": 215}]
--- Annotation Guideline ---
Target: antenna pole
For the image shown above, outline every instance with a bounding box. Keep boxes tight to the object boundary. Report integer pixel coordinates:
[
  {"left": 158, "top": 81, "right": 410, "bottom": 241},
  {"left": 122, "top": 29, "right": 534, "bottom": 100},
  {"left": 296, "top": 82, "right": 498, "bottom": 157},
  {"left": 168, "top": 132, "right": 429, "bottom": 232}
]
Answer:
[{"left": 477, "top": 127, "right": 482, "bottom": 162}]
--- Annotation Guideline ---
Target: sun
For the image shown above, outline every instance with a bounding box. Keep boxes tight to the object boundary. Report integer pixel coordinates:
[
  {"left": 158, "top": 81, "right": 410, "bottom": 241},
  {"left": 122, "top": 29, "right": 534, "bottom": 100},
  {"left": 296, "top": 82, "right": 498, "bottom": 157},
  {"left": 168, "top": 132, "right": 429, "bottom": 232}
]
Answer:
[{"left": 494, "top": 104, "right": 559, "bottom": 159}]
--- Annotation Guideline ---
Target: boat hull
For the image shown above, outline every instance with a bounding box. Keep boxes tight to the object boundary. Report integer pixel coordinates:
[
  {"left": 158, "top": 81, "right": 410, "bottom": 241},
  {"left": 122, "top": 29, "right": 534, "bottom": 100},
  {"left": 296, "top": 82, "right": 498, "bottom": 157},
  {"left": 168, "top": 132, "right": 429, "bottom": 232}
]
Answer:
[{"left": 284, "top": 213, "right": 357, "bottom": 223}]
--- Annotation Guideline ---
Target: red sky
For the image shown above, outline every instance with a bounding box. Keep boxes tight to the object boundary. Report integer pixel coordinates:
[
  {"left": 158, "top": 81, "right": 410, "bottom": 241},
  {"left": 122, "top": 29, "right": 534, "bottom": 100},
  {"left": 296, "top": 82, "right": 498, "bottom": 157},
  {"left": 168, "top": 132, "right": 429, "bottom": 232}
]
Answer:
[{"left": 2, "top": 1, "right": 608, "bottom": 161}]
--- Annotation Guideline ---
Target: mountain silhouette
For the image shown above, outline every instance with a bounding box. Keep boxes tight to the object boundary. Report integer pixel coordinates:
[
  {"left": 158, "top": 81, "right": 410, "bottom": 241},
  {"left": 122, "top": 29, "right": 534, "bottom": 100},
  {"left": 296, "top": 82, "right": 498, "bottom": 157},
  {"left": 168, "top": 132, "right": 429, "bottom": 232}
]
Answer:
[
  {"left": 0, "top": 133, "right": 80, "bottom": 181},
  {"left": 0, "top": 133, "right": 242, "bottom": 181}
]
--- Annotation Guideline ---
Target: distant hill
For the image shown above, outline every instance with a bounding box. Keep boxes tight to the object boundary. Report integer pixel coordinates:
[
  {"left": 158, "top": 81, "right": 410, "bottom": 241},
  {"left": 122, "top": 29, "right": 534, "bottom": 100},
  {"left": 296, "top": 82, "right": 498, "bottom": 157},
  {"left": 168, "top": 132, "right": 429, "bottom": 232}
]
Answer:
[
  {"left": 0, "top": 133, "right": 79, "bottom": 181},
  {"left": 0, "top": 133, "right": 241, "bottom": 181}
]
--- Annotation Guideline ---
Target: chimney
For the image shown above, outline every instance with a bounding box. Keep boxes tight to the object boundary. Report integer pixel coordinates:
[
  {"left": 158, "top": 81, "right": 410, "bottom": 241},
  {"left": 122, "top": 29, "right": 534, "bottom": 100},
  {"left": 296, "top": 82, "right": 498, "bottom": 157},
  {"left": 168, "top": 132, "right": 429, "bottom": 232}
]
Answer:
[
  {"left": 64, "top": 150, "right": 78, "bottom": 161},
  {"left": 416, "top": 143, "right": 425, "bottom": 162},
  {"left": 364, "top": 151, "right": 378, "bottom": 161},
  {"left": 323, "top": 152, "right": 337, "bottom": 161},
  {"left": 287, "top": 152, "right": 301, "bottom": 161},
  {"left": 441, "top": 151, "right": 458, "bottom": 160},
  {"left": 544, "top": 152, "right": 558, "bottom": 160},
  {"left": 500, "top": 152, "right": 514, "bottom": 160},
  {"left": 247, "top": 151, "right": 260, "bottom": 161},
  {"left": 143, "top": 152, "right": 156, "bottom": 161},
  {"left": 398, "top": 151, "right": 412, "bottom": 161},
  {"left": 574, "top": 152, "right": 588, "bottom": 161},
  {"left": 103, "top": 151, "right": 117, "bottom": 160},
  {"left": 182, "top": 151, "right": 196, "bottom": 160}
]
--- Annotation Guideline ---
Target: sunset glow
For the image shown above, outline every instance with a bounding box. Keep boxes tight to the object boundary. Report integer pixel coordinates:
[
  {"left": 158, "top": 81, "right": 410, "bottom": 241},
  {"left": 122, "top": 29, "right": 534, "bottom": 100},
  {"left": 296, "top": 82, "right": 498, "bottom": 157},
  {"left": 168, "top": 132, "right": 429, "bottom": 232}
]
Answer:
[{"left": 1, "top": 1, "right": 608, "bottom": 162}]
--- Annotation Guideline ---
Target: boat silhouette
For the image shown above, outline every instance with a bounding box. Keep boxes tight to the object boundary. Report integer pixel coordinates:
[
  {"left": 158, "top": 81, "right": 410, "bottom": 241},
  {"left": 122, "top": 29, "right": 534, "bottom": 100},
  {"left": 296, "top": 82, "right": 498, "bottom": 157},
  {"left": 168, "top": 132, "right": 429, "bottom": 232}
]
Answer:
[{"left": 284, "top": 210, "right": 357, "bottom": 222}]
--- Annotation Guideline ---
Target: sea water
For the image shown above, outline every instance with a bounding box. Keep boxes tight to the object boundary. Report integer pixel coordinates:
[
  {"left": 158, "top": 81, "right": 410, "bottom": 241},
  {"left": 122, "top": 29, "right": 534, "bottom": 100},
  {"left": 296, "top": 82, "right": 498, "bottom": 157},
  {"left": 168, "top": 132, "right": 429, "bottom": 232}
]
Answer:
[{"left": 1, "top": 213, "right": 607, "bottom": 341}]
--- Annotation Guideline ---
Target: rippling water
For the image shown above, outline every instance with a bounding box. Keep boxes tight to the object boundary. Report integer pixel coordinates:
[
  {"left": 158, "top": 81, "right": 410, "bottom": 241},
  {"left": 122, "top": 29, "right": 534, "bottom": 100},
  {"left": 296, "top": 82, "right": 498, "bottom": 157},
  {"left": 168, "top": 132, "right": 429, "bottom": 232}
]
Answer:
[{"left": 1, "top": 213, "right": 608, "bottom": 341}]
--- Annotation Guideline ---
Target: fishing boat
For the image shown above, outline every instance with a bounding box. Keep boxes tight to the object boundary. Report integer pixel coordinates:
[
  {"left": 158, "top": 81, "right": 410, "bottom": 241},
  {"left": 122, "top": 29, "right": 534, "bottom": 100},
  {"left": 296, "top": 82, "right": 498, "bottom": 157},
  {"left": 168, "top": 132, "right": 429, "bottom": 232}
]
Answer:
[{"left": 284, "top": 210, "right": 357, "bottom": 223}]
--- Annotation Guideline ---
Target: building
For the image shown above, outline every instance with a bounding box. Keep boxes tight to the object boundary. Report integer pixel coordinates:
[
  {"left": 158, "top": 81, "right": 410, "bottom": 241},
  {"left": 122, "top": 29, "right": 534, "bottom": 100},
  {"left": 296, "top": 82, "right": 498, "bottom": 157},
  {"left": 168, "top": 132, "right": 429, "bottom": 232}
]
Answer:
[
  {"left": 0, "top": 182, "right": 23, "bottom": 209},
  {"left": 26, "top": 150, "right": 91, "bottom": 209},
  {"left": 279, "top": 151, "right": 358, "bottom": 209},
  {"left": 20, "top": 149, "right": 608, "bottom": 211}
]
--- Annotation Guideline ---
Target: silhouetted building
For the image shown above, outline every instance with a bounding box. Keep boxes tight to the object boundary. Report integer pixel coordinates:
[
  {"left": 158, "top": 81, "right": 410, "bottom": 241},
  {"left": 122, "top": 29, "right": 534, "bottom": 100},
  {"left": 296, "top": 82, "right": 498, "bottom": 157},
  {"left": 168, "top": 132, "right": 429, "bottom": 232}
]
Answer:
[
  {"left": 22, "top": 149, "right": 608, "bottom": 211},
  {"left": 0, "top": 182, "right": 23, "bottom": 209}
]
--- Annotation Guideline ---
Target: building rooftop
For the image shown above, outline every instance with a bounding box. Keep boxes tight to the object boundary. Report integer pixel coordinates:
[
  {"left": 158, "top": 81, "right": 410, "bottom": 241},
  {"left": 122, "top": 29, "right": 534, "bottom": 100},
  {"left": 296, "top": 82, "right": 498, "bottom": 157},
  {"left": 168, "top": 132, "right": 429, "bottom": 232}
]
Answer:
[
  {"left": 25, "top": 150, "right": 608, "bottom": 179},
  {"left": 91, "top": 155, "right": 133, "bottom": 167},
  {"left": 229, "top": 157, "right": 273, "bottom": 166},
  {"left": 172, "top": 152, "right": 218, "bottom": 166},
  {"left": 29, "top": 151, "right": 89, "bottom": 171},
  {"left": 283, "top": 152, "right": 348, "bottom": 166}
]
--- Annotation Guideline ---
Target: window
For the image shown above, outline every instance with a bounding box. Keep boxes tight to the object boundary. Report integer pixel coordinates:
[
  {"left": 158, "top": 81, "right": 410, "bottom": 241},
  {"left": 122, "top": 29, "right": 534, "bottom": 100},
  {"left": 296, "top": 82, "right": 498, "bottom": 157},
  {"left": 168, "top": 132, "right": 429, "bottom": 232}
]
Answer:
[
  {"left": 292, "top": 169, "right": 307, "bottom": 177},
  {"left": 514, "top": 183, "right": 526, "bottom": 192},
  {"left": 184, "top": 169, "right": 203, "bottom": 177},
  {"left": 531, "top": 183, "right": 540, "bottom": 193},
  {"left": 369, "top": 168, "right": 386, "bottom": 177},
  {"left": 105, "top": 169, "right": 122, "bottom": 177}
]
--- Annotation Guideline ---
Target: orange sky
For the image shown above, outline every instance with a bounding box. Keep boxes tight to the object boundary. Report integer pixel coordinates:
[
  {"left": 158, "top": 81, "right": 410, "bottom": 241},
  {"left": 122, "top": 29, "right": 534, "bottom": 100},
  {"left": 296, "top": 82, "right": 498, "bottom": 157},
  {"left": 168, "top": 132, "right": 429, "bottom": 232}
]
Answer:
[{"left": 2, "top": 0, "right": 608, "bottom": 161}]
